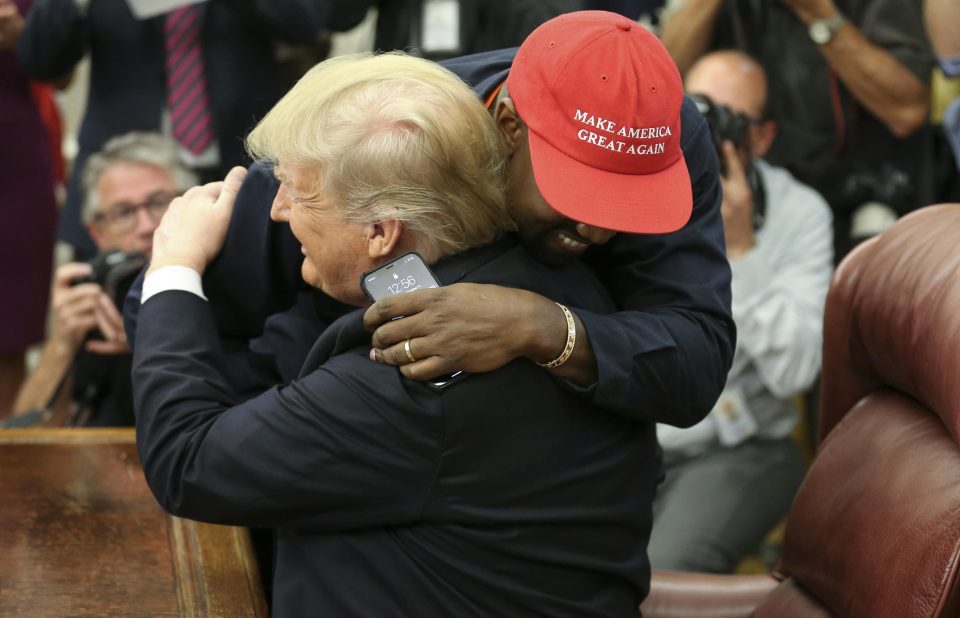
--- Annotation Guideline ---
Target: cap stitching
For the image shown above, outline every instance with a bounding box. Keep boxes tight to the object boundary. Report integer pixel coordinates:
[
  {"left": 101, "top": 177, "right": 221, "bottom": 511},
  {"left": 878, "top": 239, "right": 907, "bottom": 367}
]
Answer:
[
  {"left": 546, "top": 26, "right": 619, "bottom": 95},
  {"left": 531, "top": 27, "right": 630, "bottom": 168}
]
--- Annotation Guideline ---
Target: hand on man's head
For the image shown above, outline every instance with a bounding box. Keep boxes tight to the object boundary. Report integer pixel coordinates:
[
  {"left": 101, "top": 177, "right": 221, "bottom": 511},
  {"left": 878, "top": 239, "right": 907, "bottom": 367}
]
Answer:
[{"left": 149, "top": 166, "right": 247, "bottom": 275}]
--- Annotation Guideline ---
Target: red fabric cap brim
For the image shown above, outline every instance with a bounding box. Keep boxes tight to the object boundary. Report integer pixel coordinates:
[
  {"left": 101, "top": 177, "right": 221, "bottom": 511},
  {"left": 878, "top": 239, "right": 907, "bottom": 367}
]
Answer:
[{"left": 526, "top": 128, "right": 693, "bottom": 234}]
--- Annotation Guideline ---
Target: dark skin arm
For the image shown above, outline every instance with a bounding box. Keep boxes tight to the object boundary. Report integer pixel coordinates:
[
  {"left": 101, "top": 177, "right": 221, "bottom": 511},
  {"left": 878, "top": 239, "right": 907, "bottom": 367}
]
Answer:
[{"left": 363, "top": 284, "right": 597, "bottom": 385}]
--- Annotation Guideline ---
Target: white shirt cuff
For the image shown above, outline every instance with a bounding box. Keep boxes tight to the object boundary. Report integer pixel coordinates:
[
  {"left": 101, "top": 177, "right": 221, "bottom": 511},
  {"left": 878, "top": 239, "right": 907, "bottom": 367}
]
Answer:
[{"left": 142, "top": 265, "right": 207, "bottom": 303}]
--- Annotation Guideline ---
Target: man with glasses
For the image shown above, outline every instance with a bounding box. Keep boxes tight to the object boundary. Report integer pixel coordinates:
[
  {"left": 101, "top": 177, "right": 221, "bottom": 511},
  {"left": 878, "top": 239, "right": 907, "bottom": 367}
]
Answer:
[{"left": 12, "top": 132, "right": 195, "bottom": 426}]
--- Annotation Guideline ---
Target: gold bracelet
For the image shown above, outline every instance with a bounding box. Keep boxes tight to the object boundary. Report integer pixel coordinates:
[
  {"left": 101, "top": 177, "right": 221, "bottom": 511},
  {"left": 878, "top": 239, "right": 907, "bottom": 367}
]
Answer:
[{"left": 537, "top": 302, "right": 576, "bottom": 368}]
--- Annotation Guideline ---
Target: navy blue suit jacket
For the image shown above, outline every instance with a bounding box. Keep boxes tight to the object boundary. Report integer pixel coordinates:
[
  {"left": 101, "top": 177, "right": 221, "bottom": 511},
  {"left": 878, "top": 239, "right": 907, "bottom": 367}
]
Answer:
[
  {"left": 134, "top": 238, "right": 658, "bottom": 616},
  {"left": 18, "top": 0, "right": 346, "bottom": 258}
]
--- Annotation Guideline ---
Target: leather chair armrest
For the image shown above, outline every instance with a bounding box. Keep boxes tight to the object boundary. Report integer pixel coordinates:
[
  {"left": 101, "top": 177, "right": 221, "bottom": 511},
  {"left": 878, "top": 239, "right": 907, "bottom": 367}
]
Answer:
[{"left": 640, "top": 570, "right": 778, "bottom": 618}]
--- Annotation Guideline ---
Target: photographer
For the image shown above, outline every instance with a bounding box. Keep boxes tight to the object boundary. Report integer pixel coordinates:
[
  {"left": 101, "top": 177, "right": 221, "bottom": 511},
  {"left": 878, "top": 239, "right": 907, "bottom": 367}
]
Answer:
[
  {"left": 649, "top": 50, "right": 834, "bottom": 573},
  {"left": 661, "top": 0, "right": 936, "bottom": 260},
  {"left": 10, "top": 133, "right": 194, "bottom": 427}
]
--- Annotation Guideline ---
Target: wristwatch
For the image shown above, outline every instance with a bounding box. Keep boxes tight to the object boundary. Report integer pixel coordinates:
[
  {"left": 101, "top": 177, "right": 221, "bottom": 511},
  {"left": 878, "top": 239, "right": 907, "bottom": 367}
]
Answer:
[{"left": 808, "top": 13, "right": 845, "bottom": 45}]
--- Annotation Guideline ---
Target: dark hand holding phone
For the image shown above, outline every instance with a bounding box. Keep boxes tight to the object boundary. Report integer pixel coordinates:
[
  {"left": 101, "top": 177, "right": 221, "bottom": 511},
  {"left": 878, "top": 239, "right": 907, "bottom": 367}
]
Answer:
[{"left": 360, "top": 252, "right": 465, "bottom": 391}]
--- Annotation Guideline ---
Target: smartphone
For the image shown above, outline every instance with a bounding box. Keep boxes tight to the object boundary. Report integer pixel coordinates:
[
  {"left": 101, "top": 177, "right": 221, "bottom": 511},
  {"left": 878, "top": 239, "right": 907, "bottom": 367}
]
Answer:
[
  {"left": 359, "top": 252, "right": 466, "bottom": 391},
  {"left": 360, "top": 252, "right": 441, "bottom": 303}
]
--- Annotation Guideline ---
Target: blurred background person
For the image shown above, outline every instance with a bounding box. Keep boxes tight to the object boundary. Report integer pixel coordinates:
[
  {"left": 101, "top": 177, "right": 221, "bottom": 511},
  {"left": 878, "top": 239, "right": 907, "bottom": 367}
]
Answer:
[
  {"left": 8, "top": 132, "right": 194, "bottom": 428},
  {"left": 660, "top": 0, "right": 945, "bottom": 260},
  {"left": 17, "top": 0, "right": 358, "bottom": 261},
  {"left": 925, "top": 0, "right": 960, "bottom": 72},
  {"left": 329, "top": 0, "right": 583, "bottom": 62},
  {"left": 584, "top": 0, "right": 666, "bottom": 27},
  {"left": 650, "top": 50, "right": 833, "bottom": 573},
  {"left": 926, "top": 0, "right": 960, "bottom": 179},
  {"left": 0, "top": 0, "right": 58, "bottom": 420}
]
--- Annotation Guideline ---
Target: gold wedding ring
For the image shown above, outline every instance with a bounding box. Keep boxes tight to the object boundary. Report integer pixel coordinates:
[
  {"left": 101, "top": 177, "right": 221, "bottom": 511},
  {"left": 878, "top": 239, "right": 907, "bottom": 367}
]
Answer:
[{"left": 404, "top": 339, "right": 417, "bottom": 363}]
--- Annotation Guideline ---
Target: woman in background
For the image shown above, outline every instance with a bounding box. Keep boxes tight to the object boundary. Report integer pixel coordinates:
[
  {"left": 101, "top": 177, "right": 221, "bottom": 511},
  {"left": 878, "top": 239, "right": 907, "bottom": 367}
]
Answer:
[{"left": 0, "top": 0, "right": 59, "bottom": 418}]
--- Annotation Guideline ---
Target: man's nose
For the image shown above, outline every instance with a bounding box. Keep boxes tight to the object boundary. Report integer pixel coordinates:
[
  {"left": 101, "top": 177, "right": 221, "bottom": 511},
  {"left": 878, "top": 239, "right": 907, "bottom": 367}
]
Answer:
[
  {"left": 575, "top": 222, "right": 616, "bottom": 245},
  {"left": 270, "top": 187, "right": 290, "bottom": 222}
]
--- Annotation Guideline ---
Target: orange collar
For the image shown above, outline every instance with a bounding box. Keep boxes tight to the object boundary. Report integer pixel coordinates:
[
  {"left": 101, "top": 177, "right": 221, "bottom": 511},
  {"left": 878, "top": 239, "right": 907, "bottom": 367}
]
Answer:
[{"left": 484, "top": 81, "right": 504, "bottom": 111}]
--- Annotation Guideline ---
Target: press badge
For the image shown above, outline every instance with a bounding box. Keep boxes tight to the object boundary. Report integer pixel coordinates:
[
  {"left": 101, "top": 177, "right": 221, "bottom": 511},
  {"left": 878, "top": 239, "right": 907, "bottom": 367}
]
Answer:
[
  {"left": 421, "top": 0, "right": 461, "bottom": 54},
  {"left": 713, "top": 386, "right": 758, "bottom": 446}
]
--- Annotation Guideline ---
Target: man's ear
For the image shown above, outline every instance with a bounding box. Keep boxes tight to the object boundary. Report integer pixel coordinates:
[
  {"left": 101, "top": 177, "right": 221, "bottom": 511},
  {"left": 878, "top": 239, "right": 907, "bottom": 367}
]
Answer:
[
  {"left": 365, "top": 218, "right": 404, "bottom": 259},
  {"left": 750, "top": 120, "right": 777, "bottom": 158},
  {"left": 495, "top": 98, "right": 523, "bottom": 157}
]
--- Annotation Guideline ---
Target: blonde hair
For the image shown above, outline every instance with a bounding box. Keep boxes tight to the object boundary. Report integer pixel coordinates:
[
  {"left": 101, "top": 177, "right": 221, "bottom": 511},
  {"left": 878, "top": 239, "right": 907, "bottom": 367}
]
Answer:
[
  {"left": 246, "top": 52, "right": 511, "bottom": 259},
  {"left": 83, "top": 132, "right": 197, "bottom": 223}
]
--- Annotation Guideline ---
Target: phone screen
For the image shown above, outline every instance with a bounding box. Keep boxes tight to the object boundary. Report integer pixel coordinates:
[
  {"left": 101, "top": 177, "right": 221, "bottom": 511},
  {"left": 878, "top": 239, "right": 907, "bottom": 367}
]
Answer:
[
  {"left": 360, "top": 253, "right": 465, "bottom": 390},
  {"left": 361, "top": 252, "right": 441, "bottom": 302}
]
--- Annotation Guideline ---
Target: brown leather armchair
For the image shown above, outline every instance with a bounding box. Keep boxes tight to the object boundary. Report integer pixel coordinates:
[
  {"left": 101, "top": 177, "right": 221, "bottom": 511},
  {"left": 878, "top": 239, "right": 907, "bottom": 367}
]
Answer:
[{"left": 640, "top": 204, "right": 960, "bottom": 618}]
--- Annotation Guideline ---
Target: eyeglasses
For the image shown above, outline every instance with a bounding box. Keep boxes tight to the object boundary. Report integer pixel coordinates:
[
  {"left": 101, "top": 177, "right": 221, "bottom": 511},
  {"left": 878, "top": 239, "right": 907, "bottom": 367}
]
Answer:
[{"left": 93, "top": 191, "right": 179, "bottom": 233}]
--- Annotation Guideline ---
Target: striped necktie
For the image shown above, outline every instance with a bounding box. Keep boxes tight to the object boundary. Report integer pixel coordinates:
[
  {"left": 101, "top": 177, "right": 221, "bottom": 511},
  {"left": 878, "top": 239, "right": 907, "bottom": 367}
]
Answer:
[{"left": 164, "top": 6, "right": 215, "bottom": 155}]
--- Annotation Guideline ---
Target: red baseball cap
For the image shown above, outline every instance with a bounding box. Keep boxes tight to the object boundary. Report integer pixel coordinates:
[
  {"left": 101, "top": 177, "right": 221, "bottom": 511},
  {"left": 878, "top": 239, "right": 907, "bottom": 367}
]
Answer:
[{"left": 506, "top": 11, "right": 692, "bottom": 234}]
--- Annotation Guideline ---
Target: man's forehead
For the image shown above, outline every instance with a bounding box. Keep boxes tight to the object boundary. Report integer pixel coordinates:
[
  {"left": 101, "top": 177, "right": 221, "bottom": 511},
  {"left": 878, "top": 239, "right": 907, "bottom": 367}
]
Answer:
[
  {"left": 99, "top": 162, "right": 175, "bottom": 187},
  {"left": 274, "top": 162, "right": 320, "bottom": 187},
  {"left": 685, "top": 61, "right": 766, "bottom": 118},
  {"left": 97, "top": 163, "right": 176, "bottom": 208}
]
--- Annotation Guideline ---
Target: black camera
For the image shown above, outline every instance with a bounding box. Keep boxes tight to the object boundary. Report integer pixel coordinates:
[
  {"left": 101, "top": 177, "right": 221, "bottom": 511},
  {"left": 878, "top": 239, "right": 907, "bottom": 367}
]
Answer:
[
  {"left": 72, "top": 250, "right": 147, "bottom": 309},
  {"left": 690, "top": 93, "right": 752, "bottom": 173},
  {"left": 823, "top": 162, "right": 915, "bottom": 215},
  {"left": 0, "top": 251, "right": 147, "bottom": 430},
  {"left": 690, "top": 93, "right": 767, "bottom": 230}
]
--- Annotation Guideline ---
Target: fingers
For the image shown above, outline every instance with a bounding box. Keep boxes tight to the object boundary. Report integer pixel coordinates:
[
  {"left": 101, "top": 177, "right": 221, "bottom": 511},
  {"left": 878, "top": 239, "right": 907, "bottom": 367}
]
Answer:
[
  {"left": 362, "top": 288, "right": 438, "bottom": 331},
  {"left": 49, "top": 274, "right": 115, "bottom": 347},
  {"left": 53, "top": 262, "right": 93, "bottom": 290},
  {"left": 369, "top": 338, "right": 457, "bottom": 381},
  {"left": 53, "top": 294, "right": 99, "bottom": 347},
  {"left": 183, "top": 167, "right": 245, "bottom": 204},
  {"left": 85, "top": 340, "right": 131, "bottom": 356},
  {"left": 53, "top": 282, "right": 100, "bottom": 314},
  {"left": 94, "top": 292, "right": 126, "bottom": 345},
  {"left": 52, "top": 287, "right": 127, "bottom": 353},
  {"left": 368, "top": 311, "right": 434, "bottom": 350},
  {"left": 721, "top": 141, "right": 746, "bottom": 181},
  {"left": 399, "top": 357, "right": 455, "bottom": 381},
  {"left": 371, "top": 334, "right": 460, "bottom": 377},
  {"left": 371, "top": 341, "right": 402, "bottom": 365},
  {"left": 148, "top": 167, "right": 248, "bottom": 273},
  {"left": 197, "top": 181, "right": 224, "bottom": 200},
  {"left": 218, "top": 166, "right": 247, "bottom": 206},
  {"left": 182, "top": 167, "right": 244, "bottom": 212},
  {"left": 371, "top": 335, "right": 425, "bottom": 366}
]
